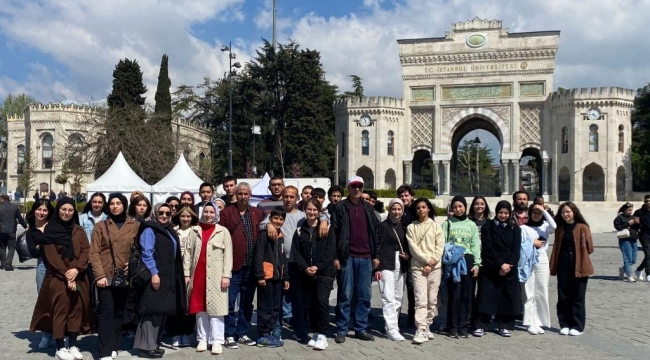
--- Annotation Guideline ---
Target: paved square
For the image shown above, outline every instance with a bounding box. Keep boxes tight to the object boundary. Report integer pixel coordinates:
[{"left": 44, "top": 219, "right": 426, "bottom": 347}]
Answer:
[{"left": 1, "top": 233, "right": 648, "bottom": 359}]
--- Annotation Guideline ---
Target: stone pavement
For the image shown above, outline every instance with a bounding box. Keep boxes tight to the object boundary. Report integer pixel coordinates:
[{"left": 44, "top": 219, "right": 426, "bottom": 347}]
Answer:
[{"left": 2, "top": 233, "right": 649, "bottom": 360}]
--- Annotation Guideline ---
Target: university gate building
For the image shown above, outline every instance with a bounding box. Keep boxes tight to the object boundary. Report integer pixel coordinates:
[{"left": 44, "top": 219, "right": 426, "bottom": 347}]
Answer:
[{"left": 334, "top": 18, "right": 634, "bottom": 202}]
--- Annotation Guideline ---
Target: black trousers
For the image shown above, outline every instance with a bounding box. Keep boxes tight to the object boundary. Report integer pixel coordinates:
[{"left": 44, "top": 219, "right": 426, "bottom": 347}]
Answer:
[
  {"left": 97, "top": 286, "right": 128, "bottom": 357},
  {"left": 304, "top": 277, "right": 334, "bottom": 334},
  {"left": 405, "top": 268, "right": 415, "bottom": 324},
  {"left": 257, "top": 280, "right": 282, "bottom": 335},
  {"left": 446, "top": 255, "right": 474, "bottom": 335},
  {"left": 0, "top": 232, "right": 16, "bottom": 267},
  {"left": 475, "top": 313, "right": 515, "bottom": 330},
  {"left": 636, "top": 237, "right": 650, "bottom": 274},
  {"left": 167, "top": 314, "right": 195, "bottom": 337},
  {"left": 556, "top": 251, "right": 588, "bottom": 331}
]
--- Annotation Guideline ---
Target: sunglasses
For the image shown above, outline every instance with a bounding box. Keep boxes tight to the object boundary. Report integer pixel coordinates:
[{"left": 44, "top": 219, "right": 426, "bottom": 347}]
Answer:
[
  {"left": 169, "top": 204, "right": 179, "bottom": 209},
  {"left": 350, "top": 184, "right": 363, "bottom": 189},
  {"left": 158, "top": 211, "right": 171, "bottom": 216}
]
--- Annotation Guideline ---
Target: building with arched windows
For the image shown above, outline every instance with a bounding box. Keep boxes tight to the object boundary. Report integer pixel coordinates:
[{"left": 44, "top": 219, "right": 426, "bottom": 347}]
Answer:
[
  {"left": 334, "top": 18, "right": 634, "bottom": 202},
  {"left": 5, "top": 103, "right": 210, "bottom": 195}
]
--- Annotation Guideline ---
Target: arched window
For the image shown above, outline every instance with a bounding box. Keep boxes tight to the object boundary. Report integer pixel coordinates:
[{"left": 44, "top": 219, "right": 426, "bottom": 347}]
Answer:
[
  {"left": 589, "top": 124, "right": 599, "bottom": 152},
  {"left": 67, "top": 134, "right": 84, "bottom": 166},
  {"left": 361, "top": 130, "right": 370, "bottom": 156},
  {"left": 198, "top": 152, "right": 206, "bottom": 169},
  {"left": 618, "top": 125, "right": 624, "bottom": 153},
  {"left": 341, "top": 132, "right": 345, "bottom": 158},
  {"left": 42, "top": 134, "right": 54, "bottom": 169},
  {"left": 561, "top": 127, "right": 568, "bottom": 153},
  {"left": 387, "top": 130, "right": 394, "bottom": 156},
  {"left": 17, "top": 145, "right": 25, "bottom": 174}
]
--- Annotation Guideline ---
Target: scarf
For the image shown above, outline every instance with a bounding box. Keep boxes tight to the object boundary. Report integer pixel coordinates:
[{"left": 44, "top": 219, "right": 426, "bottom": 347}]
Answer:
[
  {"left": 388, "top": 198, "right": 404, "bottom": 224},
  {"left": 44, "top": 197, "right": 79, "bottom": 260},
  {"left": 526, "top": 206, "right": 545, "bottom": 227},
  {"left": 107, "top": 193, "right": 128, "bottom": 224},
  {"left": 199, "top": 202, "right": 220, "bottom": 224},
  {"left": 494, "top": 200, "right": 512, "bottom": 228},
  {"left": 451, "top": 195, "right": 468, "bottom": 221}
]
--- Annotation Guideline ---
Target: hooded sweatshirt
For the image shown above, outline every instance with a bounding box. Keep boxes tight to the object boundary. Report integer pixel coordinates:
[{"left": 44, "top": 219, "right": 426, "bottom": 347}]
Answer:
[{"left": 442, "top": 217, "right": 481, "bottom": 268}]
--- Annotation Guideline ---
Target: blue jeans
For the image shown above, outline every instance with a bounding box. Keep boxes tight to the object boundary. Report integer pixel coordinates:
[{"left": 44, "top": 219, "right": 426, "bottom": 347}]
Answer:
[
  {"left": 619, "top": 239, "right": 638, "bottom": 277},
  {"left": 225, "top": 265, "right": 256, "bottom": 339},
  {"left": 335, "top": 257, "right": 372, "bottom": 334},
  {"left": 36, "top": 258, "right": 47, "bottom": 294}
]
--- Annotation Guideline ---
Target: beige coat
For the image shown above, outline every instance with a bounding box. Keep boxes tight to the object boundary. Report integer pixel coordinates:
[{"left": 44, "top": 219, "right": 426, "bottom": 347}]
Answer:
[
  {"left": 175, "top": 225, "right": 201, "bottom": 260},
  {"left": 183, "top": 224, "right": 233, "bottom": 316},
  {"left": 406, "top": 218, "right": 445, "bottom": 271}
]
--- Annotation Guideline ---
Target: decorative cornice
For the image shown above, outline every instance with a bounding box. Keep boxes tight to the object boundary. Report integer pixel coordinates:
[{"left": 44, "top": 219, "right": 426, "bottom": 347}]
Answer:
[
  {"left": 341, "top": 108, "right": 405, "bottom": 117},
  {"left": 400, "top": 50, "right": 557, "bottom": 65},
  {"left": 404, "top": 69, "right": 553, "bottom": 81},
  {"left": 550, "top": 100, "right": 634, "bottom": 110}
]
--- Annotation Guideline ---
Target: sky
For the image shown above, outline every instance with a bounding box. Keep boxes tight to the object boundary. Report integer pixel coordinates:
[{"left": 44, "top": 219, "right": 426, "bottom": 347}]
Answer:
[{"left": 0, "top": 0, "right": 648, "bottom": 159}]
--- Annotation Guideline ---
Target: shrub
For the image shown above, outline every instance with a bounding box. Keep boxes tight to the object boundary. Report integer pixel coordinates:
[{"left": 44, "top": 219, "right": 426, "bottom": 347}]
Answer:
[{"left": 342, "top": 189, "right": 435, "bottom": 199}]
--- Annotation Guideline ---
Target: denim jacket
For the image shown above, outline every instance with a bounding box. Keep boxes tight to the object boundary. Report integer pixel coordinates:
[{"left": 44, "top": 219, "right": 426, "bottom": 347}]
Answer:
[
  {"left": 442, "top": 242, "right": 467, "bottom": 283},
  {"left": 518, "top": 225, "right": 540, "bottom": 282},
  {"left": 79, "top": 212, "right": 107, "bottom": 243}
]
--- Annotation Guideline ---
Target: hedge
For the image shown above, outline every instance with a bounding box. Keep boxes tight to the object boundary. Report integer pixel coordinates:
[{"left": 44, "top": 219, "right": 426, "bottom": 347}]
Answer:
[
  {"left": 19, "top": 201, "right": 86, "bottom": 215},
  {"left": 342, "top": 189, "right": 435, "bottom": 199}
]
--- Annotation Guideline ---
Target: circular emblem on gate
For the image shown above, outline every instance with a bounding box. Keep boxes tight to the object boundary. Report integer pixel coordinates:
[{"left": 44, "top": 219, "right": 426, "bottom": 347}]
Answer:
[{"left": 466, "top": 33, "right": 486, "bottom": 48}]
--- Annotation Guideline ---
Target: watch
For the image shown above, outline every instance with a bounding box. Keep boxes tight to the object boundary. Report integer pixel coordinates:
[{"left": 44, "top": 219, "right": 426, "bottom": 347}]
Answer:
[
  {"left": 587, "top": 108, "right": 600, "bottom": 120},
  {"left": 359, "top": 114, "right": 371, "bottom": 126}
]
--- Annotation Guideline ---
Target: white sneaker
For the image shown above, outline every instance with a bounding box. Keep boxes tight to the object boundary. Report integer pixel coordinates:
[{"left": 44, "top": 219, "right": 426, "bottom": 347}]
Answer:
[
  {"left": 38, "top": 335, "right": 51, "bottom": 349},
  {"left": 171, "top": 335, "right": 181, "bottom": 347},
  {"left": 111, "top": 350, "right": 117, "bottom": 359},
  {"left": 527, "top": 325, "right": 539, "bottom": 335},
  {"left": 387, "top": 330, "right": 405, "bottom": 341},
  {"left": 313, "top": 334, "right": 328, "bottom": 350},
  {"left": 559, "top": 327, "right": 570, "bottom": 335},
  {"left": 628, "top": 276, "right": 637, "bottom": 283},
  {"left": 636, "top": 270, "right": 644, "bottom": 280},
  {"left": 181, "top": 334, "right": 192, "bottom": 347},
  {"left": 55, "top": 348, "right": 75, "bottom": 360},
  {"left": 645, "top": 275, "right": 650, "bottom": 282},
  {"left": 412, "top": 330, "right": 428, "bottom": 344},
  {"left": 569, "top": 329, "right": 583, "bottom": 336},
  {"left": 307, "top": 333, "right": 319, "bottom": 347},
  {"left": 196, "top": 340, "right": 208, "bottom": 352},
  {"left": 424, "top": 330, "right": 435, "bottom": 340},
  {"left": 99, "top": 357, "right": 112, "bottom": 360},
  {"left": 68, "top": 346, "right": 83, "bottom": 360},
  {"left": 619, "top": 267, "right": 626, "bottom": 280},
  {"left": 211, "top": 343, "right": 223, "bottom": 355},
  {"left": 537, "top": 327, "right": 545, "bottom": 334}
]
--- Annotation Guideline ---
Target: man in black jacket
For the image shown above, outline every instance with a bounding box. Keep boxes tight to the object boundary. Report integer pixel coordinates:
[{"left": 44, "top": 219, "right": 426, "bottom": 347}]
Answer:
[
  {"left": 634, "top": 195, "right": 650, "bottom": 281},
  {"left": 397, "top": 184, "right": 417, "bottom": 328},
  {"left": 194, "top": 182, "right": 214, "bottom": 217},
  {"left": 331, "top": 176, "right": 379, "bottom": 343},
  {"left": 0, "top": 194, "right": 27, "bottom": 270}
]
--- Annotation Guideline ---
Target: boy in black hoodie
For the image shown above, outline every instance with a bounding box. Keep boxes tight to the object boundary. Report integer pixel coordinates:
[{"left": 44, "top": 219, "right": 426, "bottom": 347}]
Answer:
[
  {"left": 254, "top": 207, "right": 290, "bottom": 347},
  {"left": 634, "top": 195, "right": 650, "bottom": 281}
]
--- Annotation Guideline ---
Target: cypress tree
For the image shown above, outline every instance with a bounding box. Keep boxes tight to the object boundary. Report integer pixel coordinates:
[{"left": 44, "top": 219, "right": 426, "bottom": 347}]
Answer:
[
  {"left": 154, "top": 54, "right": 172, "bottom": 128},
  {"left": 107, "top": 58, "right": 147, "bottom": 110}
]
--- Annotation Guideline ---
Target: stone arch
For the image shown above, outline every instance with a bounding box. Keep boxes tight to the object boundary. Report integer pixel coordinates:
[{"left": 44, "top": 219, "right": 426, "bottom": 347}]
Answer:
[
  {"left": 582, "top": 162, "right": 605, "bottom": 201},
  {"left": 441, "top": 107, "right": 511, "bottom": 152},
  {"left": 384, "top": 168, "right": 397, "bottom": 190},
  {"left": 616, "top": 166, "right": 626, "bottom": 201},
  {"left": 356, "top": 166, "right": 374, "bottom": 189},
  {"left": 558, "top": 166, "right": 571, "bottom": 201}
]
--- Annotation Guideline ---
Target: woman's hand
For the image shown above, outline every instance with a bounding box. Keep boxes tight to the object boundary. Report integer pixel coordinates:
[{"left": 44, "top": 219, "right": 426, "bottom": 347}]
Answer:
[
  {"left": 221, "top": 277, "right": 230, "bottom": 292},
  {"left": 372, "top": 259, "right": 380, "bottom": 270},
  {"left": 306, "top": 266, "right": 317, "bottom": 276},
  {"left": 96, "top": 278, "right": 108, "bottom": 288},
  {"left": 422, "top": 265, "right": 431, "bottom": 275},
  {"left": 123, "top": 264, "right": 129, "bottom": 276},
  {"left": 258, "top": 279, "right": 266, "bottom": 286},
  {"left": 334, "top": 259, "right": 341, "bottom": 271},
  {"left": 184, "top": 276, "right": 190, "bottom": 285},
  {"left": 67, "top": 280, "right": 76, "bottom": 291},
  {"left": 65, "top": 268, "right": 79, "bottom": 281},
  {"left": 151, "top": 274, "right": 161, "bottom": 291},
  {"left": 533, "top": 239, "right": 545, "bottom": 249},
  {"left": 399, "top": 252, "right": 410, "bottom": 260},
  {"left": 500, "top": 263, "right": 510, "bottom": 273},
  {"left": 471, "top": 266, "right": 479, "bottom": 278},
  {"left": 283, "top": 281, "right": 290, "bottom": 290},
  {"left": 374, "top": 271, "right": 382, "bottom": 281}
]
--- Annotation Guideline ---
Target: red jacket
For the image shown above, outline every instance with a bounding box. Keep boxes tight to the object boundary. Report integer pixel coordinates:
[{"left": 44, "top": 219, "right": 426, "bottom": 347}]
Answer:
[{"left": 219, "top": 205, "right": 264, "bottom": 271}]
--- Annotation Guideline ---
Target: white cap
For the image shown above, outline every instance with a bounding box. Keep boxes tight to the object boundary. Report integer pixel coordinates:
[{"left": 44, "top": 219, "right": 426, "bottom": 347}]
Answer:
[{"left": 347, "top": 176, "right": 364, "bottom": 186}]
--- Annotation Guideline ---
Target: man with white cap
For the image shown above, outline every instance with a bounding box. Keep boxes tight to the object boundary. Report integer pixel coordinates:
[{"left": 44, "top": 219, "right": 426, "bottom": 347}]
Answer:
[{"left": 331, "top": 176, "right": 380, "bottom": 343}]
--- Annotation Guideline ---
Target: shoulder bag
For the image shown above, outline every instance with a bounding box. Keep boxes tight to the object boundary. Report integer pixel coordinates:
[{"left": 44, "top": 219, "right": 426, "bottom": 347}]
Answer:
[{"left": 616, "top": 228, "right": 630, "bottom": 239}]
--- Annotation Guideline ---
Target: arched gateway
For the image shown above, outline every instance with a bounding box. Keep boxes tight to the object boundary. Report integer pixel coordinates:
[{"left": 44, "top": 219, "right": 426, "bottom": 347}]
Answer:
[{"left": 334, "top": 18, "right": 634, "bottom": 202}]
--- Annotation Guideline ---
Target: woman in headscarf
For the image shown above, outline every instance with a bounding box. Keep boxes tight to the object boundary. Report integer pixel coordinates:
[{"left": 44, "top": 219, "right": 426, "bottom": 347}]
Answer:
[
  {"left": 30, "top": 197, "right": 93, "bottom": 360},
  {"left": 88, "top": 194, "right": 139, "bottom": 360},
  {"left": 374, "top": 198, "right": 410, "bottom": 342},
  {"left": 213, "top": 198, "right": 226, "bottom": 211},
  {"left": 183, "top": 202, "right": 232, "bottom": 355},
  {"left": 475, "top": 201, "right": 522, "bottom": 337},
  {"left": 127, "top": 196, "right": 152, "bottom": 222},
  {"left": 166, "top": 196, "right": 181, "bottom": 217},
  {"left": 25, "top": 199, "right": 55, "bottom": 349},
  {"left": 614, "top": 202, "right": 639, "bottom": 282},
  {"left": 179, "top": 191, "right": 195, "bottom": 208},
  {"left": 134, "top": 203, "right": 187, "bottom": 358},
  {"left": 441, "top": 196, "right": 481, "bottom": 338},
  {"left": 79, "top": 192, "right": 107, "bottom": 242}
]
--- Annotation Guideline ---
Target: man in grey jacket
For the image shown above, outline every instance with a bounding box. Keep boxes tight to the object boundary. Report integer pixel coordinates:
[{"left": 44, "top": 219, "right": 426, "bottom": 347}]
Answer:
[{"left": 0, "top": 194, "right": 27, "bottom": 271}]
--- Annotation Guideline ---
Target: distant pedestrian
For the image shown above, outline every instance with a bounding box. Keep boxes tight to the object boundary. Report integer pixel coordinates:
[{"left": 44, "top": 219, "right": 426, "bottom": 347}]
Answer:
[
  {"left": 0, "top": 194, "right": 28, "bottom": 270},
  {"left": 633, "top": 195, "right": 650, "bottom": 281}
]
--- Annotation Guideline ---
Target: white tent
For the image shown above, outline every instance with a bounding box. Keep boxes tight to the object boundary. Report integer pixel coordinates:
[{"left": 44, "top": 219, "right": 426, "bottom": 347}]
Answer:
[
  {"left": 151, "top": 154, "right": 204, "bottom": 204},
  {"left": 249, "top": 172, "right": 271, "bottom": 206},
  {"left": 86, "top": 152, "right": 151, "bottom": 199}
]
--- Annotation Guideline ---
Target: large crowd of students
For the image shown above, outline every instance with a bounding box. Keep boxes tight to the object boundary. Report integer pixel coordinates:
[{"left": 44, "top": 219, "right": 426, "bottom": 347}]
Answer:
[{"left": 26, "top": 175, "right": 643, "bottom": 360}]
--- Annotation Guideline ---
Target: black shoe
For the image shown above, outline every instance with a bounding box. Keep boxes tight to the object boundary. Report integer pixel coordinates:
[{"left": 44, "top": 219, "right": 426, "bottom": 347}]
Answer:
[
  {"left": 335, "top": 333, "right": 346, "bottom": 344},
  {"left": 355, "top": 332, "right": 375, "bottom": 341},
  {"left": 154, "top": 348, "right": 165, "bottom": 355},
  {"left": 448, "top": 329, "right": 459, "bottom": 339},
  {"left": 137, "top": 350, "right": 163, "bottom": 358},
  {"left": 5, "top": 265, "right": 14, "bottom": 271}
]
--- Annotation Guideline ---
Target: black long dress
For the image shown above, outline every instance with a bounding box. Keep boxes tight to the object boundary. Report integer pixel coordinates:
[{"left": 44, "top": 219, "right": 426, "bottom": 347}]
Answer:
[{"left": 477, "top": 220, "right": 522, "bottom": 317}]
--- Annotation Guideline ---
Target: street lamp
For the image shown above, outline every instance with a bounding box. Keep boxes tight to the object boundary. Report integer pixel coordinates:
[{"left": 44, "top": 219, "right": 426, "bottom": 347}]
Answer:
[
  {"left": 221, "top": 41, "right": 242, "bottom": 176},
  {"left": 473, "top": 135, "right": 481, "bottom": 193}
]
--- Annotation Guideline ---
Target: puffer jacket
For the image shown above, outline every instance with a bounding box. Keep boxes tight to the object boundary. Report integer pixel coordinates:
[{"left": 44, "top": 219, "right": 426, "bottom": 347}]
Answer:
[
  {"left": 292, "top": 219, "right": 336, "bottom": 278},
  {"left": 254, "top": 231, "right": 288, "bottom": 281}
]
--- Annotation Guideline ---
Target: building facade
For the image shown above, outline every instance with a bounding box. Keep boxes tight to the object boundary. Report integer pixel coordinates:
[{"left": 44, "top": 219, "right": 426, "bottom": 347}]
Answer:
[
  {"left": 5, "top": 102, "right": 210, "bottom": 195},
  {"left": 334, "top": 18, "right": 634, "bottom": 202}
]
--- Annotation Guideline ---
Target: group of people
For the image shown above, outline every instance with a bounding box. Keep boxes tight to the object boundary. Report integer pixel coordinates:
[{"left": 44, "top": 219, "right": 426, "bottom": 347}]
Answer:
[
  {"left": 23, "top": 175, "right": 602, "bottom": 360},
  {"left": 614, "top": 194, "right": 650, "bottom": 283}
]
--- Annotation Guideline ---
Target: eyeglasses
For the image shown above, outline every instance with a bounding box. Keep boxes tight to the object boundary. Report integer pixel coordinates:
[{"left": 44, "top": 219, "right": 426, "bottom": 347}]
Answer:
[
  {"left": 169, "top": 204, "right": 179, "bottom": 209},
  {"left": 158, "top": 211, "right": 171, "bottom": 216},
  {"left": 350, "top": 184, "right": 363, "bottom": 189}
]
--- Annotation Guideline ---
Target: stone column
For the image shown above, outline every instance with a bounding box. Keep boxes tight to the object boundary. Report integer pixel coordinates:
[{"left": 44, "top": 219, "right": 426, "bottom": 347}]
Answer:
[
  {"left": 432, "top": 162, "right": 439, "bottom": 193},
  {"left": 404, "top": 161, "right": 412, "bottom": 185},
  {"left": 543, "top": 159, "right": 550, "bottom": 195},
  {"left": 502, "top": 161, "right": 510, "bottom": 195},
  {"left": 513, "top": 161, "right": 520, "bottom": 193},
  {"left": 443, "top": 160, "right": 451, "bottom": 195}
]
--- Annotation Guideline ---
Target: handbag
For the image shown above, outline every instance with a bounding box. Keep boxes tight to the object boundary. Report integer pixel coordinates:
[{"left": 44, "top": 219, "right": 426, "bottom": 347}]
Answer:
[
  {"left": 16, "top": 232, "right": 32, "bottom": 263},
  {"left": 617, "top": 228, "right": 631, "bottom": 239},
  {"left": 105, "top": 222, "right": 129, "bottom": 288},
  {"left": 128, "top": 238, "right": 151, "bottom": 288}
]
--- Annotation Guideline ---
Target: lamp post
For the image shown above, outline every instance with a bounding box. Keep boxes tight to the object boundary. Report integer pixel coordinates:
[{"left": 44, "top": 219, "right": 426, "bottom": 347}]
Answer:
[
  {"left": 473, "top": 135, "right": 481, "bottom": 193},
  {"left": 252, "top": 124, "right": 261, "bottom": 176},
  {"left": 221, "top": 42, "right": 241, "bottom": 176}
]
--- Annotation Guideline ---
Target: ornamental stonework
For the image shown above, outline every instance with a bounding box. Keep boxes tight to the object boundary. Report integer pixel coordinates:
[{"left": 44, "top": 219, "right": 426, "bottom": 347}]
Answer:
[
  {"left": 520, "top": 105, "right": 542, "bottom": 146},
  {"left": 411, "top": 108, "right": 433, "bottom": 149},
  {"left": 486, "top": 106, "right": 511, "bottom": 127}
]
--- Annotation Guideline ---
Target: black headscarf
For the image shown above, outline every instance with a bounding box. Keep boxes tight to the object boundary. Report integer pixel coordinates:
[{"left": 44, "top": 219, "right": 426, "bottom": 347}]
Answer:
[
  {"left": 107, "top": 193, "right": 128, "bottom": 224},
  {"left": 494, "top": 200, "right": 512, "bottom": 227},
  {"left": 44, "top": 197, "right": 80, "bottom": 260},
  {"left": 451, "top": 195, "right": 468, "bottom": 221}
]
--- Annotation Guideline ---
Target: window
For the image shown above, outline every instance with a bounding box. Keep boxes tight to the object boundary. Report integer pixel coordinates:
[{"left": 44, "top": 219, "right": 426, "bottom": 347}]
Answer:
[
  {"left": 387, "top": 131, "right": 394, "bottom": 156},
  {"left": 561, "top": 127, "right": 568, "bottom": 153},
  {"left": 198, "top": 152, "right": 206, "bottom": 169},
  {"left": 17, "top": 145, "right": 25, "bottom": 174},
  {"left": 42, "top": 134, "right": 54, "bottom": 169},
  {"left": 618, "top": 125, "right": 624, "bottom": 153},
  {"left": 341, "top": 132, "right": 345, "bottom": 158},
  {"left": 67, "top": 134, "right": 84, "bottom": 167},
  {"left": 361, "top": 130, "right": 369, "bottom": 156},
  {"left": 589, "top": 124, "right": 599, "bottom": 152}
]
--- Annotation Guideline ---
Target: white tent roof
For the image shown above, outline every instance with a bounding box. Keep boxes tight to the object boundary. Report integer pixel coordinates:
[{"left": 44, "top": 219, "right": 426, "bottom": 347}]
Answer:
[
  {"left": 86, "top": 152, "right": 151, "bottom": 196},
  {"left": 151, "top": 154, "right": 204, "bottom": 204},
  {"left": 250, "top": 172, "right": 271, "bottom": 197}
]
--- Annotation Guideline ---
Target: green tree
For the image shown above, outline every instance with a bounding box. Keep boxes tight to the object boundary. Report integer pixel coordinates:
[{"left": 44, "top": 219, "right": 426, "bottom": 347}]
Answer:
[
  {"left": 340, "top": 75, "right": 364, "bottom": 99},
  {"left": 455, "top": 140, "right": 497, "bottom": 194},
  {"left": 107, "top": 58, "right": 147, "bottom": 109},
  {"left": 154, "top": 54, "right": 172, "bottom": 129},
  {"left": 0, "top": 94, "right": 39, "bottom": 181},
  {"left": 17, "top": 147, "right": 36, "bottom": 202},
  {"left": 632, "top": 84, "right": 650, "bottom": 190}
]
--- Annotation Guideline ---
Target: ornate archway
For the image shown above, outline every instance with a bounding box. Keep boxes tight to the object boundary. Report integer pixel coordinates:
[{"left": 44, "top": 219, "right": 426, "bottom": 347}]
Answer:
[
  {"left": 442, "top": 107, "right": 510, "bottom": 153},
  {"left": 384, "top": 169, "right": 397, "bottom": 190},
  {"left": 616, "top": 166, "right": 626, "bottom": 201}
]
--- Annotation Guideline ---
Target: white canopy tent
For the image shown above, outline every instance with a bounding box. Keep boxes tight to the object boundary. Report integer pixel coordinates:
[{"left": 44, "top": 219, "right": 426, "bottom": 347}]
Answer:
[
  {"left": 151, "top": 154, "right": 205, "bottom": 204},
  {"left": 249, "top": 172, "right": 271, "bottom": 206},
  {"left": 86, "top": 152, "right": 151, "bottom": 200}
]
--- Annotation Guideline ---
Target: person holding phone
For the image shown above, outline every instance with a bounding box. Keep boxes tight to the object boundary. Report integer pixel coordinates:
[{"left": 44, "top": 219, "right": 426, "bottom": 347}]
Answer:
[
  {"left": 614, "top": 203, "right": 640, "bottom": 282},
  {"left": 520, "top": 204, "right": 556, "bottom": 335}
]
